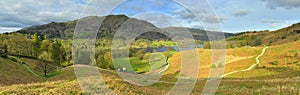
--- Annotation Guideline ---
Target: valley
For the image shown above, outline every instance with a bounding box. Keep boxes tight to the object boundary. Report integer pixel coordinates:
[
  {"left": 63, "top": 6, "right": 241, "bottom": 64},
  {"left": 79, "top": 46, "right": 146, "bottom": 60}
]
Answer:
[{"left": 0, "top": 15, "right": 300, "bottom": 94}]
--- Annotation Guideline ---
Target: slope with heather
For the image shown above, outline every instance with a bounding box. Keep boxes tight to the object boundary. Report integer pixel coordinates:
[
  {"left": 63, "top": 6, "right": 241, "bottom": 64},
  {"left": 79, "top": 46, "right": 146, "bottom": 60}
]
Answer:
[{"left": 226, "top": 22, "right": 300, "bottom": 48}]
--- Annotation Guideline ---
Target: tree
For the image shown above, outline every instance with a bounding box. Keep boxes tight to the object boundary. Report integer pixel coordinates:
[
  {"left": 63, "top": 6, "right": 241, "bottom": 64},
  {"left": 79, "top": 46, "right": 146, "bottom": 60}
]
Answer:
[
  {"left": 54, "top": 38, "right": 62, "bottom": 47},
  {"left": 3, "top": 45, "right": 8, "bottom": 57},
  {"left": 54, "top": 38, "right": 62, "bottom": 64},
  {"left": 38, "top": 51, "right": 55, "bottom": 76},
  {"left": 32, "top": 33, "right": 41, "bottom": 57},
  {"left": 97, "top": 54, "right": 105, "bottom": 68},
  {"left": 135, "top": 49, "right": 146, "bottom": 60},
  {"left": 0, "top": 45, "right": 8, "bottom": 58},
  {"left": 40, "top": 40, "right": 52, "bottom": 53},
  {"left": 97, "top": 51, "right": 113, "bottom": 69},
  {"left": 203, "top": 42, "right": 211, "bottom": 49},
  {"left": 60, "top": 40, "right": 72, "bottom": 66}
]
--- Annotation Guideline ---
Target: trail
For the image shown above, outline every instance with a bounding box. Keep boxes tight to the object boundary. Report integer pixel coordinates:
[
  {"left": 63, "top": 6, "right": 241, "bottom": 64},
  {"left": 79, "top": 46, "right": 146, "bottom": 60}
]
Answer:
[
  {"left": 7, "top": 55, "right": 46, "bottom": 78},
  {"left": 22, "top": 64, "right": 45, "bottom": 78},
  {"left": 221, "top": 47, "right": 269, "bottom": 77}
]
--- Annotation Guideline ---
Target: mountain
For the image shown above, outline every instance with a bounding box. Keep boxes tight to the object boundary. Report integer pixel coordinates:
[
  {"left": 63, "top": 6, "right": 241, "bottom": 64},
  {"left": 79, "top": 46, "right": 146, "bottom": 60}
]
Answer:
[
  {"left": 15, "top": 15, "right": 235, "bottom": 41},
  {"left": 225, "top": 22, "right": 300, "bottom": 47}
]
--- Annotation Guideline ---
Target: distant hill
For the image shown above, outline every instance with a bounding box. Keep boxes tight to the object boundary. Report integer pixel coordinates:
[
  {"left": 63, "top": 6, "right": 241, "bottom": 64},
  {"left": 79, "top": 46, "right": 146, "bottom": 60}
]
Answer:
[
  {"left": 15, "top": 15, "right": 235, "bottom": 41},
  {"left": 162, "top": 27, "right": 235, "bottom": 41},
  {"left": 226, "top": 22, "right": 300, "bottom": 47}
]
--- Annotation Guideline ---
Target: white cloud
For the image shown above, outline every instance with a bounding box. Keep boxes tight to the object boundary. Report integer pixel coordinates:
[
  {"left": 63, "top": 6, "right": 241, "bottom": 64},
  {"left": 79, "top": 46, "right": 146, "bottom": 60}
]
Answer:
[
  {"left": 0, "top": 0, "right": 86, "bottom": 29},
  {"left": 269, "top": 20, "right": 297, "bottom": 28},
  {"left": 0, "top": 0, "right": 129, "bottom": 31},
  {"left": 120, "top": 5, "right": 145, "bottom": 12},
  {"left": 261, "top": 19, "right": 298, "bottom": 30},
  {"left": 134, "top": 12, "right": 183, "bottom": 28},
  {"left": 232, "top": 9, "right": 249, "bottom": 16},
  {"left": 262, "top": 0, "right": 300, "bottom": 9},
  {"left": 173, "top": 8, "right": 224, "bottom": 24},
  {"left": 0, "top": 27, "right": 21, "bottom": 33},
  {"left": 260, "top": 19, "right": 280, "bottom": 23}
]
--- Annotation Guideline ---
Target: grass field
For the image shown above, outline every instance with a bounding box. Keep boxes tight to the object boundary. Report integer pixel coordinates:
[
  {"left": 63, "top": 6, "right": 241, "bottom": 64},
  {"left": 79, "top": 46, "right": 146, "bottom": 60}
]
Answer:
[{"left": 114, "top": 52, "right": 167, "bottom": 73}]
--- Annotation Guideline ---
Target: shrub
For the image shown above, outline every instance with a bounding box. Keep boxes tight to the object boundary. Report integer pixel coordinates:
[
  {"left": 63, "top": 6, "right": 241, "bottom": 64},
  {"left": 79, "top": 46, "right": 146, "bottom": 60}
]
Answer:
[
  {"left": 269, "top": 61, "right": 278, "bottom": 65},
  {"left": 294, "top": 53, "right": 298, "bottom": 57},
  {"left": 210, "top": 64, "right": 217, "bottom": 68},
  {"left": 217, "top": 64, "right": 224, "bottom": 68}
]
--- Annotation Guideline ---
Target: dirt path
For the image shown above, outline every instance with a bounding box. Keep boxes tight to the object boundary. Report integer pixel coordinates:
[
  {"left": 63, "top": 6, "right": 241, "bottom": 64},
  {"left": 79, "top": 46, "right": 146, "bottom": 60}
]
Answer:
[
  {"left": 221, "top": 47, "right": 269, "bottom": 77},
  {"left": 8, "top": 55, "right": 50, "bottom": 78}
]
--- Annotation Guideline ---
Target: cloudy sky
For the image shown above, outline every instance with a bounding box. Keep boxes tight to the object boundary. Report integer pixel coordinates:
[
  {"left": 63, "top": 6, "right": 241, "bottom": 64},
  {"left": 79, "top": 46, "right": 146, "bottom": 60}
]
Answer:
[{"left": 0, "top": 0, "right": 300, "bottom": 33}]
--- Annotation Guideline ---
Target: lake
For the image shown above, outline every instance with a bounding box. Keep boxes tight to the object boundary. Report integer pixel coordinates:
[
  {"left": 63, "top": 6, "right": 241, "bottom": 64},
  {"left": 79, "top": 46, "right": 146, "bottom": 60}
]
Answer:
[{"left": 145, "top": 44, "right": 203, "bottom": 53}]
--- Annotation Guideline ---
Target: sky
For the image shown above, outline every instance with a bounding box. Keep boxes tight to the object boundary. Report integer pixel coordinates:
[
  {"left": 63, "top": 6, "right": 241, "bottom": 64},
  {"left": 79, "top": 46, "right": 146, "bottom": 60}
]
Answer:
[{"left": 0, "top": 0, "right": 300, "bottom": 33}]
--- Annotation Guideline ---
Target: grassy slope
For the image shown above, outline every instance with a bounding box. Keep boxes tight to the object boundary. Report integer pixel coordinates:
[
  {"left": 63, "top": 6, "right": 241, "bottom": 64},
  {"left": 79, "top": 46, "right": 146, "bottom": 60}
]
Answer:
[
  {"left": 166, "top": 40, "right": 300, "bottom": 79},
  {"left": 165, "top": 47, "right": 262, "bottom": 78},
  {"left": 0, "top": 57, "right": 43, "bottom": 86},
  {"left": 228, "top": 40, "right": 300, "bottom": 79},
  {"left": 2, "top": 67, "right": 300, "bottom": 95},
  {"left": 0, "top": 65, "right": 170, "bottom": 95},
  {"left": 0, "top": 57, "right": 76, "bottom": 85},
  {"left": 227, "top": 22, "right": 300, "bottom": 46}
]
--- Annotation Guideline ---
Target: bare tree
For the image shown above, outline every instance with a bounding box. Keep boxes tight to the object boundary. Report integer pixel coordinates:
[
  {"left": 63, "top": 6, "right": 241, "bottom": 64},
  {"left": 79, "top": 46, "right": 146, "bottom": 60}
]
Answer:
[{"left": 38, "top": 51, "right": 55, "bottom": 76}]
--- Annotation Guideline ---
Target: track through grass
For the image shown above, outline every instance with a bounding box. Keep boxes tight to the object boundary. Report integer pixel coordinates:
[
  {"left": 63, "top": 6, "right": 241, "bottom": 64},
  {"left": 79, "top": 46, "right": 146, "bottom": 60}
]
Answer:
[{"left": 222, "top": 47, "right": 269, "bottom": 77}]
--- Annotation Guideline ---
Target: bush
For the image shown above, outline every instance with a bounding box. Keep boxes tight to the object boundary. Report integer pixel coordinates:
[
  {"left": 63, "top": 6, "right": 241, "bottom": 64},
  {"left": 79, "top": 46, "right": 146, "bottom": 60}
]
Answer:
[
  {"left": 217, "top": 64, "right": 224, "bottom": 68},
  {"left": 269, "top": 61, "right": 278, "bottom": 65},
  {"left": 210, "top": 64, "right": 217, "bottom": 68},
  {"left": 294, "top": 53, "right": 298, "bottom": 57},
  {"left": 293, "top": 61, "right": 299, "bottom": 64}
]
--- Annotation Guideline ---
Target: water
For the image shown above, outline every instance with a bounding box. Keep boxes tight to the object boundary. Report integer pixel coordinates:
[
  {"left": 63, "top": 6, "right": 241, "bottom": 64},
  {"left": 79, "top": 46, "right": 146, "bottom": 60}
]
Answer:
[{"left": 145, "top": 44, "right": 203, "bottom": 53}]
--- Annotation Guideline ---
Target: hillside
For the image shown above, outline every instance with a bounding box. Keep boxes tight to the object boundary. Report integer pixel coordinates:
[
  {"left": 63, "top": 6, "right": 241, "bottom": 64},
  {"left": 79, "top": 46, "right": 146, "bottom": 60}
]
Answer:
[
  {"left": 0, "top": 57, "right": 43, "bottom": 86},
  {"left": 14, "top": 15, "right": 235, "bottom": 41},
  {"left": 166, "top": 39, "right": 300, "bottom": 79},
  {"left": 0, "top": 55, "right": 75, "bottom": 86},
  {"left": 226, "top": 22, "right": 300, "bottom": 47}
]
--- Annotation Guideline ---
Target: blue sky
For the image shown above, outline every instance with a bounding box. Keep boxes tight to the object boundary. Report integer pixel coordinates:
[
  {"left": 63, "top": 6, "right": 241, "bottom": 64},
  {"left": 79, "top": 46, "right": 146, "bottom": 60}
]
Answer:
[{"left": 0, "top": 0, "right": 300, "bottom": 33}]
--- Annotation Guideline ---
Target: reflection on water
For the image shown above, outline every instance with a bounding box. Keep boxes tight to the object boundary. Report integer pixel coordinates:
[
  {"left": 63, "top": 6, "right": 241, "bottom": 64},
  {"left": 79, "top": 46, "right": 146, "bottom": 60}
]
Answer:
[{"left": 145, "top": 44, "right": 203, "bottom": 53}]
